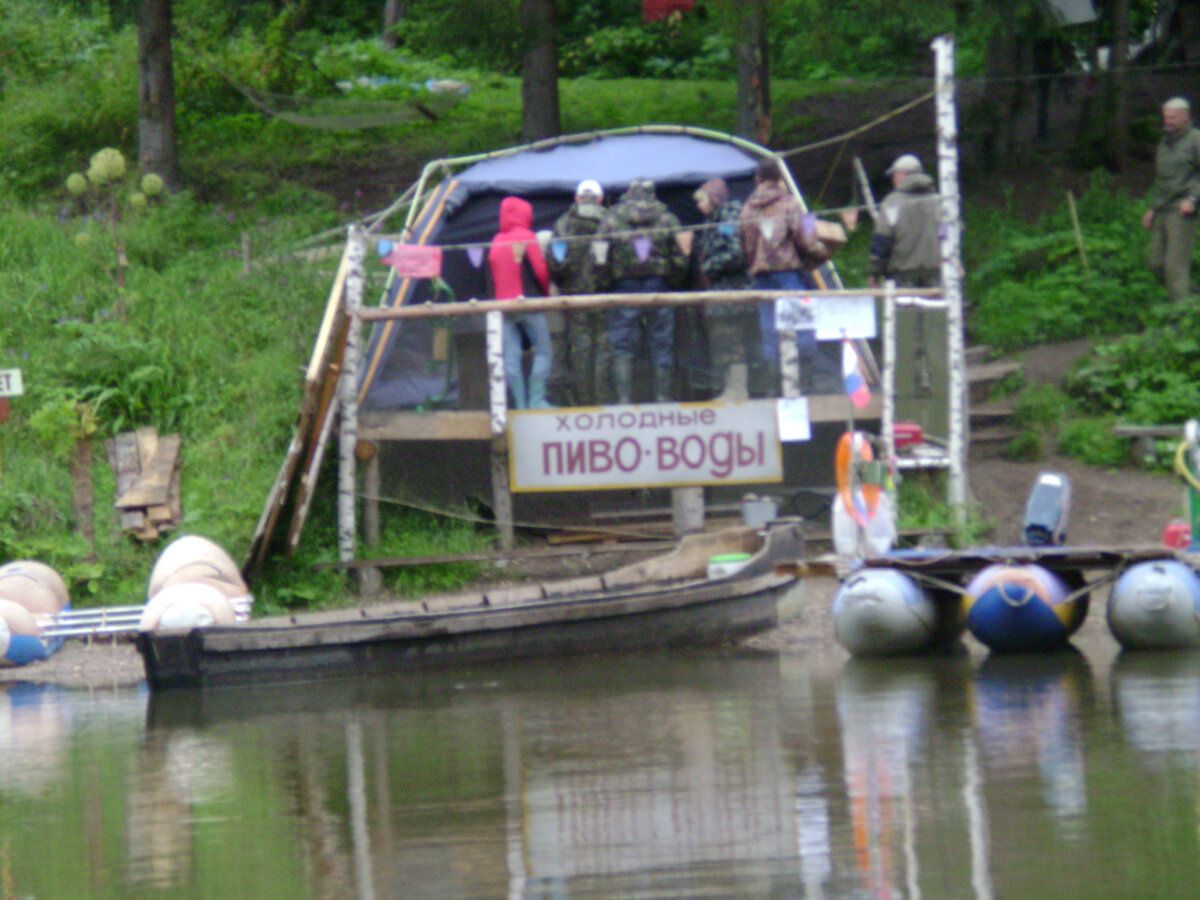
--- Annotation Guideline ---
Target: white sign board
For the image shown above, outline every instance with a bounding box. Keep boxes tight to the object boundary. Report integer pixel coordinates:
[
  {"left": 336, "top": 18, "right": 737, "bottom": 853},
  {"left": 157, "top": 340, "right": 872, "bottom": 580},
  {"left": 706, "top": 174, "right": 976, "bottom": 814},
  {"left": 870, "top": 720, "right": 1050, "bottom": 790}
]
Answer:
[
  {"left": 507, "top": 401, "right": 783, "bottom": 492},
  {"left": 0, "top": 368, "right": 23, "bottom": 398},
  {"left": 774, "top": 294, "right": 877, "bottom": 340}
]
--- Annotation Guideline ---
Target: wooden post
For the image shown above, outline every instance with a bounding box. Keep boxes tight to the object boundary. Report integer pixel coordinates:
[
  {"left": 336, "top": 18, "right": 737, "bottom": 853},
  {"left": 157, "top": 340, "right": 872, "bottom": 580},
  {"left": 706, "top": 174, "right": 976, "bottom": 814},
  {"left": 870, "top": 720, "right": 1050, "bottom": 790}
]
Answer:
[
  {"left": 486, "top": 310, "right": 514, "bottom": 551},
  {"left": 671, "top": 486, "right": 704, "bottom": 538},
  {"left": 933, "top": 36, "right": 968, "bottom": 519},
  {"left": 338, "top": 226, "right": 367, "bottom": 579}
]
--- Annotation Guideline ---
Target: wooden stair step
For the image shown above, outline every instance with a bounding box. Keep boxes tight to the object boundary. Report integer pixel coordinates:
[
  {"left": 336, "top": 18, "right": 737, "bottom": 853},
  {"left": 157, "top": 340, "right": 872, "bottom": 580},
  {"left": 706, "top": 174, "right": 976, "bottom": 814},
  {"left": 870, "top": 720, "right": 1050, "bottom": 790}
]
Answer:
[
  {"left": 964, "top": 345, "right": 995, "bottom": 365},
  {"left": 967, "top": 359, "right": 1022, "bottom": 402},
  {"left": 970, "top": 400, "right": 1017, "bottom": 423}
]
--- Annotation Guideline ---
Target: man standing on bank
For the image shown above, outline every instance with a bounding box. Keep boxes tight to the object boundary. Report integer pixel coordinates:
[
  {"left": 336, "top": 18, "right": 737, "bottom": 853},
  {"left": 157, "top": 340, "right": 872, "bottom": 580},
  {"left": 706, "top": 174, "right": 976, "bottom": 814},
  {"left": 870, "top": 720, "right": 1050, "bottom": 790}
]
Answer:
[{"left": 1142, "top": 97, "right": 1200, "bottom": 302}]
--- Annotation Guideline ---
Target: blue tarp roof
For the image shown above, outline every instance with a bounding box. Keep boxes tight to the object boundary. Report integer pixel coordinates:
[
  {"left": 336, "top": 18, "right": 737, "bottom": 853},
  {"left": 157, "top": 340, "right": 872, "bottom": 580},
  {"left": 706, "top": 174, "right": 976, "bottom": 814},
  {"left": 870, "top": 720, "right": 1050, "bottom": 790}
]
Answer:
[{"left": 453, "top": 131, "right": 762, "bottom": 196}]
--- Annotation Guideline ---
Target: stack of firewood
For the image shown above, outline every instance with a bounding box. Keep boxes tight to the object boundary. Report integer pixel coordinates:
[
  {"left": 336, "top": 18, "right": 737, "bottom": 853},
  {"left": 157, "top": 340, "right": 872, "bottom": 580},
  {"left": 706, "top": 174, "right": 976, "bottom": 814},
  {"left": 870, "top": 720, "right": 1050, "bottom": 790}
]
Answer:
[{"left": 105, "top": 427, "right": 182, "bottom": 540}]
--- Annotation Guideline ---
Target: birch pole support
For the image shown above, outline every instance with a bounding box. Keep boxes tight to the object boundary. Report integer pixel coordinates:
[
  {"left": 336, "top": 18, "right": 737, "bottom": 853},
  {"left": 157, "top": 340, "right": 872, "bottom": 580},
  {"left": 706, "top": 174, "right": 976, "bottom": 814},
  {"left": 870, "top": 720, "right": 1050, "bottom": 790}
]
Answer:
[
  {"left": 486, "top": 310, "right": 515, "bottom": 551},
  {"left": 338, "top": 227, "right": 367, "bottom": 582},
  {"left": 933, "top": 36, "right": 968, "bottom": 520}
]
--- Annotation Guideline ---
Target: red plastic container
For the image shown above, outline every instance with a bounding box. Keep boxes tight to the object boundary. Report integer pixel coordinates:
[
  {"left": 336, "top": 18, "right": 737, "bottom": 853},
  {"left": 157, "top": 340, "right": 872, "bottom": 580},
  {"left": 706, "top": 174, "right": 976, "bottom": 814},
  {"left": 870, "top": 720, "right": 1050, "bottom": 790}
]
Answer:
[
  {"left": 1163, "top": 519, "right": 1192, "bottom": 549},
  {"left": 893, "top": 421, "right": 924, "bottom": 449}
]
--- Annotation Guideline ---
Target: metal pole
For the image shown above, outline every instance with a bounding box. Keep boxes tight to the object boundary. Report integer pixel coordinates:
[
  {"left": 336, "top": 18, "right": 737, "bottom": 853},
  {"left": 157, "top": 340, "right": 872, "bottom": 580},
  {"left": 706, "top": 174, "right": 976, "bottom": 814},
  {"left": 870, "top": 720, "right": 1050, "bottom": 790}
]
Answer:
[
  {"left": 933, "top": 35, "right": 968, "bottom": 520},
  {"left": 338, "top": 227, "right": 367, "bottom": 570}
]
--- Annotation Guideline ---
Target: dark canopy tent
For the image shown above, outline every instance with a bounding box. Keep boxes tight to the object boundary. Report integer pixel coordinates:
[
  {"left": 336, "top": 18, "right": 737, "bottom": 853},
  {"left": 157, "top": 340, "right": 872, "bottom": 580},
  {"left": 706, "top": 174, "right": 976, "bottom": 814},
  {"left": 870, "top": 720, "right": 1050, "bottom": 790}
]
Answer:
[{"left": 356, "top": 127, "right": 805, "bottom": 411}]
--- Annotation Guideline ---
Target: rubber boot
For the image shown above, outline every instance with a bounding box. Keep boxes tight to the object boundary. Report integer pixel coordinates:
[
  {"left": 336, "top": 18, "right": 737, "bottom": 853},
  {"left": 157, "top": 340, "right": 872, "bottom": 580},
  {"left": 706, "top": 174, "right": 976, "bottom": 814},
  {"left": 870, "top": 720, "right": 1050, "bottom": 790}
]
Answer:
[
  {"left": 509, "top": 373, "right": 528, "bottom": 409},
  {"left": 654, "top": 365, "right": 673, "bottom": 403},
  {"left": 716, "top": 363, "right": 748, "bottom": 402},
  {"left": 613, "top": 355, "right": 634, "bottom": 404},
  {"left": 527, "top": 376, "right": 555, "bottom": 409}
]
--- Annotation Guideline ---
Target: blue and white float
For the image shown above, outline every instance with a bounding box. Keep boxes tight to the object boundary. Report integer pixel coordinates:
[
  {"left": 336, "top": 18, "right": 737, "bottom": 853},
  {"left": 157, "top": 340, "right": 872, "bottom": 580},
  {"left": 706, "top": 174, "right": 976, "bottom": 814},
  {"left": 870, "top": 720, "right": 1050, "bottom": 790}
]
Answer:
[
  {"left": 0, "top": 560, "right": 70, "bottom": 666},
  {"left": 963, "top": 562, "right": 1085, "bottom": 653},
  {"left": 1107, "top": 558, "right": 1200, "bottom": 650}
]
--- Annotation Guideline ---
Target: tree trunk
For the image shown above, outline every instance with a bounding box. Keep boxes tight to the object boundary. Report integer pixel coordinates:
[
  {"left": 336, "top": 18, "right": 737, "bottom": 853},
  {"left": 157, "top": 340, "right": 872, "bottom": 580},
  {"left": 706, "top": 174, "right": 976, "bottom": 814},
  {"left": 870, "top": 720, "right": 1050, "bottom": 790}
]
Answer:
[
  {"left": 520, "top": 0, "right": 560, "bottom": 142},
  {"left": 734, "top": 0, "right": 769, "bottom": 143},
  {"left": 138, "top": 0, "right": 180, "bottom": 187},
  {"left": 1179, "top": 0, "right": 1200, "bottom": 64},
  {"left": 1110, "top": 0, "right": 1130, "bottom": 170},
  {"left": 382, "top": 0, "right": 405, "bottom": 49}
]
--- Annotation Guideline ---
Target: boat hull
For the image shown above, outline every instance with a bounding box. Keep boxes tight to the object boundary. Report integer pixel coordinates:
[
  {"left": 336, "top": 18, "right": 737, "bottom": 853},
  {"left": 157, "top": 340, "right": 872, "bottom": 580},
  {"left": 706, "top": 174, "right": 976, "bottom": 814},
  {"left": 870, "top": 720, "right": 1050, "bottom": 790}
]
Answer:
[
  {"left": 137, "top": 523, "right": 805, "bottom": 690},
  {"left": 1107, "top": 559, "right": 1200, "bottom": 650}
]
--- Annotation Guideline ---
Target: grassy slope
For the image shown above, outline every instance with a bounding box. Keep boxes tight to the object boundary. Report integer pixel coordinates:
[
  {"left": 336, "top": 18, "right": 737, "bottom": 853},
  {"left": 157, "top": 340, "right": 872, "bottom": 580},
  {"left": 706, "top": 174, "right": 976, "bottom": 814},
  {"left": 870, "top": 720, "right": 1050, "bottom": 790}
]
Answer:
[{"left": 0, "top": 71, "right": 860, "bottom": 612}]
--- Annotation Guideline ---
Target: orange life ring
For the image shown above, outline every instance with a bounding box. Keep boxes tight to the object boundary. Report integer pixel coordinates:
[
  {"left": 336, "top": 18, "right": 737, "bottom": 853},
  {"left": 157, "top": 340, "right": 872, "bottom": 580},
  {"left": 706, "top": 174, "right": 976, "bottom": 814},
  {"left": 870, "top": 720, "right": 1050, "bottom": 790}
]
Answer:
[{"left": 835, "top": 431, "right": 881, "bottom": 526}]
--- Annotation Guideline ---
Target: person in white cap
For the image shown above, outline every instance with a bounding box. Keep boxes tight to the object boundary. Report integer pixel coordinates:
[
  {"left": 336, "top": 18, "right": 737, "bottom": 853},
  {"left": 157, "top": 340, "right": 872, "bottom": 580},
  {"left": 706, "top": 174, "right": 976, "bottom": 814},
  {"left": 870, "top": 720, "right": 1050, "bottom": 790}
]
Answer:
[
  {"left": 870, "top": 153, "right": 944, "bottom": 430},
  {"left": 548, "top": 179, "right": 614, "bottom": 404},
  {"left": 868, "top": 154, "right": 941, "bottom": 288},
  {"left": 1143, "top": 97, "right": 1200, "bottom": 302}
]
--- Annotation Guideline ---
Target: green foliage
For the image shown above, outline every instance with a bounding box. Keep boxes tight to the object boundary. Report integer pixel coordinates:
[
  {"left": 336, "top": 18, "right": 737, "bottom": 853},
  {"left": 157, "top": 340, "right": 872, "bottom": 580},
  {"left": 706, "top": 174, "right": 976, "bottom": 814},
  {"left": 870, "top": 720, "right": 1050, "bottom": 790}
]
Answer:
[
  {"left": 1066, "top": 310, "right": 1200, "bottom": 423},
  {"left": 895, "top": 472, "right": 990, "bottom": 548},
  {"left": 966, "top": 174, "right": 1157, "bottom": 352},
  {"left": 1057, "top": 417, "right": 1129, "bottom": 468}
]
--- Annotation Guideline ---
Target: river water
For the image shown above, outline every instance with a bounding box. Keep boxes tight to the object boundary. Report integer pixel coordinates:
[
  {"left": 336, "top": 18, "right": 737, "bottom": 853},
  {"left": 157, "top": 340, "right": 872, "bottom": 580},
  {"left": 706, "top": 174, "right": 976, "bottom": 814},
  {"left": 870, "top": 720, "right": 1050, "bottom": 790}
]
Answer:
[{"left": 2, "top": 638, "right": 1200, "bottom": 899}]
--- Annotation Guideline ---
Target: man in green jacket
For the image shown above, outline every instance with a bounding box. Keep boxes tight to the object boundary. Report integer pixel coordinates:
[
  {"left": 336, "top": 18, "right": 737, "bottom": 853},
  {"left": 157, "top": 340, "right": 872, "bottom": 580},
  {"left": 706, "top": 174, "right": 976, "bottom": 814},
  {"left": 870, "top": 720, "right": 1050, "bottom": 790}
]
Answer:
[{"left": 1143, "top": 97, "right": 1200, "bottom": 302}]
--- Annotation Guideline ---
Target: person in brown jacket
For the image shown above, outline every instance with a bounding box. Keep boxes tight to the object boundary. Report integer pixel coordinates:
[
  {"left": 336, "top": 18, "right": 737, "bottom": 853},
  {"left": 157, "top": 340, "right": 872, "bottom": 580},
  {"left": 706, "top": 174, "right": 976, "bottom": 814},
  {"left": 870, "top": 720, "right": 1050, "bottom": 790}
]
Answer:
[{"left": 739, "top": 157, "right": 830, "bottom": 394}]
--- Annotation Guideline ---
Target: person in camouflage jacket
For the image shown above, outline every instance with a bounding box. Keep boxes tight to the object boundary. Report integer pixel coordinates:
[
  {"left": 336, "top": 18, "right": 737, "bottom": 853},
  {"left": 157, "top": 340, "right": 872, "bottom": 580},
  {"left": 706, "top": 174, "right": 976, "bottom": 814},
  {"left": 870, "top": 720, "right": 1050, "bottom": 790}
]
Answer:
[
  {"left": 548, "top": 179, "right": 612, "bottom": 404},
  {"left": 692, "top": 176, "right": 754, "bottom": 399},
  {"left": 598, "top": 178, "right": 687, "bottom": 403}
]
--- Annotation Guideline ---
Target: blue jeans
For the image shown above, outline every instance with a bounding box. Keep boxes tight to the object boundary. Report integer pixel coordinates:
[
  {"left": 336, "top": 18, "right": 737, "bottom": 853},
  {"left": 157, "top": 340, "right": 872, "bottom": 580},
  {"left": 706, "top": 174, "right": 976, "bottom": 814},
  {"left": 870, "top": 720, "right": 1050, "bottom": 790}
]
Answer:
[
  {"left": 752, "top": 270, "right": 816, "bottom": 364},
  {"left": 503, "top": 311, "right": 552, "bottom": 384},
  {"left": 606, "top": 276, "right": 674, "bottom": 369}
]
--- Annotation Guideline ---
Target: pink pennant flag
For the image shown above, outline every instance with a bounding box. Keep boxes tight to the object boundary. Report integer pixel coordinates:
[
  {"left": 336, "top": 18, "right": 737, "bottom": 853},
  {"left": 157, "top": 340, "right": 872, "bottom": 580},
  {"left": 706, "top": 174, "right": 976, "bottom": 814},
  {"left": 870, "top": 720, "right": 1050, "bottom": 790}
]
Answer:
[
  {"left": 842, "top": 338, "right": 870, "bottom": 408},
  {"left": 381, "top": 243, "right": 443, "bottom": 279},
  {"left": 466, "top": 245, "right": 485, "bottom": 268},
  {"left": 633, "top": 235, "right": 652, "bottom": 262}
]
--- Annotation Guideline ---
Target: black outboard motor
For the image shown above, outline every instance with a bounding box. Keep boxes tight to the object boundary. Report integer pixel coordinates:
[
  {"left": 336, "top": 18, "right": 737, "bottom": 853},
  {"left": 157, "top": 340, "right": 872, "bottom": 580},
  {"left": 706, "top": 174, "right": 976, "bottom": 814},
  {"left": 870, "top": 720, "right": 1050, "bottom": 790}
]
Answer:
[{"left": 1022, "top": 471, "right": 1072, "bottom": 546}]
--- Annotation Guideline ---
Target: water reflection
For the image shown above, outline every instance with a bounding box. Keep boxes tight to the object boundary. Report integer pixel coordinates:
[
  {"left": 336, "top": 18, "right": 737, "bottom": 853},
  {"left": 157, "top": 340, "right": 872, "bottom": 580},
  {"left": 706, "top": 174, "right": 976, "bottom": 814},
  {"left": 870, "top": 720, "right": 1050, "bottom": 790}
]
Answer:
[
  {"left": 0, "top": 682, "right": 70, "bottom": 796},
  {"left": 973, "top": 651, "right": 1092, "bottom": 836},
  {"left": 1112, "top": 650, "right": 1200, "bottom": 759},
  {"left": 6, "top": 644, "right": 1200, "bottom": 897}
]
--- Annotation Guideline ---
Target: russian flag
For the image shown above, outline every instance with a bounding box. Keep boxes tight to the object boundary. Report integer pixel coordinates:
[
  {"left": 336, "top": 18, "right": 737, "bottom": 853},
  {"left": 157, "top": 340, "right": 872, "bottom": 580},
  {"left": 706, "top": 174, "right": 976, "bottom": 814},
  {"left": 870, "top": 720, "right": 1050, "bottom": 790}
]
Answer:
[{"left": 842, "top": 339, "right": 870, "bottom": 408}]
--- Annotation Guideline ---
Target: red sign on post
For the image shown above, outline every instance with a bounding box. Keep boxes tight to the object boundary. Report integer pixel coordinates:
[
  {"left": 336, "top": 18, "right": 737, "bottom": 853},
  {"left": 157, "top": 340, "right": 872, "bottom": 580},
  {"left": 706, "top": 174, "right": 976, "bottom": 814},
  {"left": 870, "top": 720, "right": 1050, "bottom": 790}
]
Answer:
[{"left": 381, "top": 243, "right": 443, "bottom": 279}]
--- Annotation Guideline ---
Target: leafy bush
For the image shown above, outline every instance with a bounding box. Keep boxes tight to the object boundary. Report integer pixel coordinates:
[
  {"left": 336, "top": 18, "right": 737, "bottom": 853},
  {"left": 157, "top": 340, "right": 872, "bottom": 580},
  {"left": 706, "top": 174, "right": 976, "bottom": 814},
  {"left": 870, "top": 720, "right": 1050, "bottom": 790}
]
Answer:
[
  {"left": 1056, "top": 418, "right": 1128, "bottom": 468},
  {"left": 966, "top": 174, "right": 1158, "bottom": 352}
]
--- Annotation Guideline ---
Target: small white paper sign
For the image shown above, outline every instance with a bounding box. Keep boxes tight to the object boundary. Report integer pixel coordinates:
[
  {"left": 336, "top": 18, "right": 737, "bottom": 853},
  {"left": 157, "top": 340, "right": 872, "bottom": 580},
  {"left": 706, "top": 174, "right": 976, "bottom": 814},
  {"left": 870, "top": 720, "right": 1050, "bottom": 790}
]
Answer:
[
  {"left": 775, "top": 296, "right": 817, "bottom": 331},
  {"left": 816, "top": 294, "right": 877, "bottom": 340},
  {"left": 0, "top": 368, "right": 23, "bottom": 398},
  {"left": 776, "top": 397, "right": 811, "bottom": 442}
]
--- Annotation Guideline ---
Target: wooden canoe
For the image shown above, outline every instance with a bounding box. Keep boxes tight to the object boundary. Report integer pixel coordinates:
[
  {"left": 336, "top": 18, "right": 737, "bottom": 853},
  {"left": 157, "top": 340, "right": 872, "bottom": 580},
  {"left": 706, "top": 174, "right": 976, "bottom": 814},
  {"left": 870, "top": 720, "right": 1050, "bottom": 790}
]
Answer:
[{"left": 136, "top": 520, "right": 806, "bottom": 690}]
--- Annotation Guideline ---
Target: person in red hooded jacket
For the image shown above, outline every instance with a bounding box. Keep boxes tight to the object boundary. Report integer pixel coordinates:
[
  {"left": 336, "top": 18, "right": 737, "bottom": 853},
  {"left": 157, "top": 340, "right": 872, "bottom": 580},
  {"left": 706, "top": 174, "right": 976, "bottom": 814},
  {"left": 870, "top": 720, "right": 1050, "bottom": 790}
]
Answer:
[{"left": 488, "top": 195, "right": 554, "bottom": 408}]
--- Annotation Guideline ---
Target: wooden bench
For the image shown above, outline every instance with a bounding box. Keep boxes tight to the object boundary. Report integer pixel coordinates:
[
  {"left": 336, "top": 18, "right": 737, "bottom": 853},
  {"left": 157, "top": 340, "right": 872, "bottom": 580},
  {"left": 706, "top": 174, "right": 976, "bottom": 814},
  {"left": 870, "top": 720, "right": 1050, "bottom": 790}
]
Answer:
[{"left": 1112, "top": 424, "right": 1182, "bottom": 465}]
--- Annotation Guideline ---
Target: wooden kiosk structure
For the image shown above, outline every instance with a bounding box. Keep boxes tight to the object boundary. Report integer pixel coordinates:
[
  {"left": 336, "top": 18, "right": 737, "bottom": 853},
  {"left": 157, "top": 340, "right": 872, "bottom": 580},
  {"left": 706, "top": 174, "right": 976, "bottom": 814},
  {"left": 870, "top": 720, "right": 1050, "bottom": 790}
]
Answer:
[{"left": 244, "top": 38, "right": 967, "bottom": 584}]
